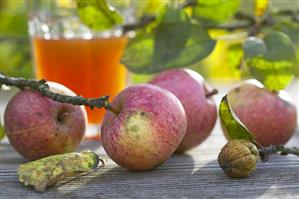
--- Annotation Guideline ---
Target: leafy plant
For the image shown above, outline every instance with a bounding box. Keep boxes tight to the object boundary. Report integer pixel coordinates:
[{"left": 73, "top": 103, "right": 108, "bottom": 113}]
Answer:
[
  {"left": 244, "top": 31, "right": 296, "bottom": 91},
  {"left": 0, "top": 1, "right": 33, "bottom": 78},
  {"left": 77, "top": 0, "right": 123, "bottom": 31},
  {"left": 121, "top": 7, "right": 215, "bottom": 73},
  {"left": 74, "top": 0, "right": 298, "bottom": 86},
  {"left": 192, "top": 0, "right": 240, "bottom": 26}
]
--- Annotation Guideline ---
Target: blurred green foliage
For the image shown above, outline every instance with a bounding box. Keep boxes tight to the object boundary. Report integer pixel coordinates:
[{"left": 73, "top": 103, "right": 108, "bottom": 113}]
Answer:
[
  {"left": 122, "top": 6, "right": 216, "bottom": 74},
  {"left": 77, "top": 0, "right": 123, "bottom": 31},
  {"left": 192, "top": 0, "right": 240, "bottom": 26},
  {"left": 0, "top": 0, "right": 298, "bottom": 82},
  {"left": 0, "top": 0, "right": 33, "bottom": 78},
  {"left": 244, "top": 32, "right": 296, "bottom": 91}
]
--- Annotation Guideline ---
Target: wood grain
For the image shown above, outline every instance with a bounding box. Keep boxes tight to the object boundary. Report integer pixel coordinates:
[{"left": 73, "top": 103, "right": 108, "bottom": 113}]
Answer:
[{"left": 0, "top": 81, "right": 298, "bottom": 199}]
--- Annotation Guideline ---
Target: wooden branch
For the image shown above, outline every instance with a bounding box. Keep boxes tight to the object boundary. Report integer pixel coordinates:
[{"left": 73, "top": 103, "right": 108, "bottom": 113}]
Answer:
[
  {"left": 259, "top": 145, "right": 299, "bottom": 162},
  {"left": 0, "top": 73, "right": 118, "bottom": 113},
  {"left": 122, "top": 0, "right": 197, "bottom": 33}
]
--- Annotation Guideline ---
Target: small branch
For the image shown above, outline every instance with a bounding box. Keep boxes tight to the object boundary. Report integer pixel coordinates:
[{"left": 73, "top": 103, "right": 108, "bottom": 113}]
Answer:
[
  {"left": 216, "top": 9, "right": 299, "bottom": 33},
  {"left": 234, "top": 11, "right": 256, "bottom": 24},
  {"left": 216, "top": 22, "right": 254, "bottom": 31},
  {"left": 0, "top": 36, "right": 29, "bottom": 43},
  {"left": 181, "top": 0, "right": 197, "bottom": 8},
  {"left": 276, "top": 9, "right": 299, "bottom": 23},
  {"left": 122, "top": 0, "right": 196, "bottom": 33},
  {"left": 0, "top": 73, "right": 114, "bottom": 111},
  {"left": 259, "top": 145, "right": 299, "bottom": 162},
  {"left": 123, "top": 15, "right": 156, "bottom": 33}
]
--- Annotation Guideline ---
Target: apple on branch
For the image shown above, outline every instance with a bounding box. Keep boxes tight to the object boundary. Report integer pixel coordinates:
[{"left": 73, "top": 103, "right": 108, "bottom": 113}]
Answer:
[{"left": 4, "top": 82, "right": 87, "bottom": 160}]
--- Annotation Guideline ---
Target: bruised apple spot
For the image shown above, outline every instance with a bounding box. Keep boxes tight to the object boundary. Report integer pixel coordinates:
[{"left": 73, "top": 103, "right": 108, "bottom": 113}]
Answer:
[{"left": 123, "top": 111, "right": 153, "bottom": 147}]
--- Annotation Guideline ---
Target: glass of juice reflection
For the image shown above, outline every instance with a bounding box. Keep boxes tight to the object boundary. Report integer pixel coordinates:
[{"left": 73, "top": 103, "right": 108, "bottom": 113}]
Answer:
[{"left": 28, "top": 1, "right": 129, "bottom": 138}]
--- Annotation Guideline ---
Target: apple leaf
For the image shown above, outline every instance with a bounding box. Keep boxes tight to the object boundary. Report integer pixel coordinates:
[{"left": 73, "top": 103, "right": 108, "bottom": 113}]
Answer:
[
  {"left": 0, "top": 124, "right": 5, "bottom": 140},
  {"left": 121, "top": 7, "right": 216, "bottom": 74},
  {"left": 76, "top": 0, "right": 123, "bottom": 31},
  {"left": 227, "top": 43, "right": 243, "bottom": 76},
  {"left": 243, "top": 31, "right": 296, "bottom": 91},
  {"left": 274, "top": 21, "right": 299, "bottom": 45},
  {"left": 192, "top": 0, "right": 240, "bottom": 26},
  {"left": 18, "top": 151, "right": 104, "bottom": 192},
  {"left": 219, "top": 95, "right": 256, "bottom": 142}
]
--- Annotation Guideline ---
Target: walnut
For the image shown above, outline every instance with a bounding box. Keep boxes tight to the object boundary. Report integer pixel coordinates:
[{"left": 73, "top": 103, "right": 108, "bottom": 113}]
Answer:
[{"left": 218, "top": 139, "right": 259, "bottom": 178}]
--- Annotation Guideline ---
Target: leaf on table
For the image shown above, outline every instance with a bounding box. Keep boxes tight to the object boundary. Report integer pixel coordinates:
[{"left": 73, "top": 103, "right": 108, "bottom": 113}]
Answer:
[
  {"left": 76, "top": 0, "right": 123, "bottom": 31},
  {"left": 219, "top": 95, "right": 256, "bottom": 142},
  {"left": 121, "top": 7, "right": 216, "bottom": 74},
  {"left": 192, "top": 0, "right": 240, "bottom": 26},
  {"left": 243, "top": 31, "right": 296, "bottom": 91},
  {"left": 18, "top": 151, "right": 104, "bottom": 192}
]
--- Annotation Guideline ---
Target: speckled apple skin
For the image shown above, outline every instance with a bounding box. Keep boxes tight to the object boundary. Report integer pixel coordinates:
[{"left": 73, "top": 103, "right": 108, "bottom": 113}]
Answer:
[
  {"left": 101, "top": 84, "right": 187, "bottom": 171},
  {"left": 150, "top": 69, "right": 217, "bottom": 152},
  {"left": 4, "top": 82, "right": 87, "bottom": 160},
  {"left": 227, "top": 80, "right": 297, "bottom": 147}
]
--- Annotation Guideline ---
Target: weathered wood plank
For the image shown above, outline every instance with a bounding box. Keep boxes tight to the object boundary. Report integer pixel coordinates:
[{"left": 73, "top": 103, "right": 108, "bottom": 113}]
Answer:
[
  {"left": 1, "top": 123, "right": 298, "bottom": 199},
  {"left": 0, "top": 81, "right": 298, "bottom": 199}
]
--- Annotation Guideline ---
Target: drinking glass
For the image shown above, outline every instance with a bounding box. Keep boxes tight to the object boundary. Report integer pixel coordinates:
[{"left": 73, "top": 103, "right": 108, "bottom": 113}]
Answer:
[{"left": 27, "top": 0, "right": 132, "bottom": 137}]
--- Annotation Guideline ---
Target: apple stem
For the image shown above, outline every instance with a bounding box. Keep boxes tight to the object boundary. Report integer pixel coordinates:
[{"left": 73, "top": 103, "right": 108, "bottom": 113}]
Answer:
[
  {"left": 57, "top": 112, "right": 69, "bottom": 122},
  {"left": 105, "top": 104, "right": 120, "bottom": 115},
  {"left": 205, "top": 88, "right": 218, "bottom": 98},
  {"left": 259, "top": 145, "right": 299, "bottom": 162}
]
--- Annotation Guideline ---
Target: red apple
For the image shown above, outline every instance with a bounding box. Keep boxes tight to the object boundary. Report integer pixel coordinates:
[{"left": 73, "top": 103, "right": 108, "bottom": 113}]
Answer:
[
  {"left": 226, "top": 80, "right": 297, "bottom": 146},
  {"left": 149, "top": 69, "right": 217, "bottom": 152},
  {"left": 101, "top": 84, "right": 187, "bottom": 171},
  {"left": 4, "top": 82, "right": 87, "bottom": 160}
]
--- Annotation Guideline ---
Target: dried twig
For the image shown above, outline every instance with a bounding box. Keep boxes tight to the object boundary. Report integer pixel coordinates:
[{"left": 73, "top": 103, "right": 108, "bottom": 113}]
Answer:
[{"left": 0, "top": 73, "right": 119, "bottom": 114}]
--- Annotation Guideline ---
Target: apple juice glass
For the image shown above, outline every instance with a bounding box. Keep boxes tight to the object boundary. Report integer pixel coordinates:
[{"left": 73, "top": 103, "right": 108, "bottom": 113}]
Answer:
[{"left": 28, "top": 1, "right": 129, "bottom": 138}]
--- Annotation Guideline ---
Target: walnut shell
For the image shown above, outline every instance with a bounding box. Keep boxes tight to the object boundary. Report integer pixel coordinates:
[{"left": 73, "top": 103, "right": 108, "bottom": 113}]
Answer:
[{"left": 218, "top": 139, "right": 259, "bottom": 178}]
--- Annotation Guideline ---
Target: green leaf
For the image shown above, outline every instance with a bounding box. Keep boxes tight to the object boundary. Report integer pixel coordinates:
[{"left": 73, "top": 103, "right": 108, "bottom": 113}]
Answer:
[
  {"left": 219, "top": 95, "right": 256, "bottom": 141},
  {"left": 18, "top": 151, "right": 104, "bottom": 192},
  {"left": 76, "top": 0, "right": 123, "bottom": 31},
  {"left": 227, "top": 43, "right": 243, "bottom": 76},
  {"left": 0, "top": 124, "right": 5, "bottom": 140},
  {"left": 192, "top": 0, "right": 240, "bottom": 26},
  {"left": 244, "top": 31, "right": 296, "bottom": 91},
  {"left": 274, "top": 21, "right": 299, "bottom": 45},
  {"left": 121, "top": 7, "right": 216, "bottom": 74}
]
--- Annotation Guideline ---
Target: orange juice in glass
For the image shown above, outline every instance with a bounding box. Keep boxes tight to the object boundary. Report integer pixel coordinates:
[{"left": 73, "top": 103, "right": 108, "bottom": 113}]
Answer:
[{"left": 28, "top": 1, "right": 130, "bottom": 137}]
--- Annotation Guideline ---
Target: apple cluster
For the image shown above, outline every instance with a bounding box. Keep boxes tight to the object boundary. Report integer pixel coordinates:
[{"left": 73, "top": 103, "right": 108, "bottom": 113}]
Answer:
[
  {"left": 101, "top": 69, "right": 218, "bottom": 170},
  {"left": 3, "top": 69, "right": 218, "bottom": 170},
  {"left": 3, "top": 69, "right": 297, "bottom": 172}
]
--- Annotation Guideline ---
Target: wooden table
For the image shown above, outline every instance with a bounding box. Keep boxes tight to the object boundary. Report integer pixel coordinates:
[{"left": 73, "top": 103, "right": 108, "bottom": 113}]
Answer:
[{"left": 1, "top": 81, "right": 298, "bottom": 199}]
